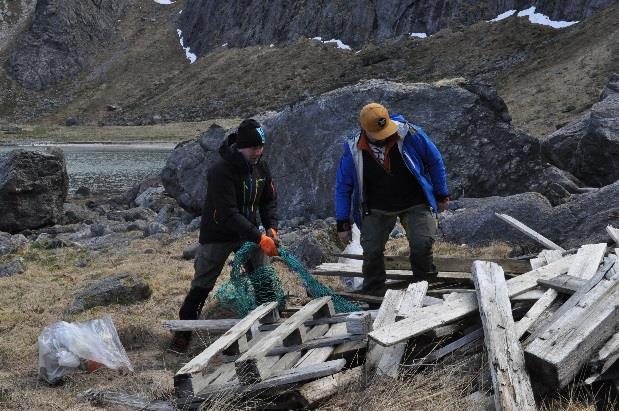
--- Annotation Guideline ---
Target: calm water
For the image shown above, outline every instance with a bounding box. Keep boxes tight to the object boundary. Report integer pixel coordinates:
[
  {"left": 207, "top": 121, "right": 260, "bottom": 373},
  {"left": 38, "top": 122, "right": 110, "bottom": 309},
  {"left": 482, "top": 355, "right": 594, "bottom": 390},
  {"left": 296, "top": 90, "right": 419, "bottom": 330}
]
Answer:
[{"left": 0, "top": 143, "right": 175, "bottom": 194}]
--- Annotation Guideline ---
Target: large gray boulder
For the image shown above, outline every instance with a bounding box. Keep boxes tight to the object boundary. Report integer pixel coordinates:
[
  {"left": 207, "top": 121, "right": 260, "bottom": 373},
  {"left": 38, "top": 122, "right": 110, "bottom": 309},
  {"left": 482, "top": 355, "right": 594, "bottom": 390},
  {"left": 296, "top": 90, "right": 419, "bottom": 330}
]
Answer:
[
  {"left": 543, "top": 74, "right": 619, "bottom": 187},
  {"left": 179, "top": 0, "right": 615, "bottom": 55},
  {"left": 0, "top": 149, "right": 69, "bottom": 233},
  {"left": 439, "top": 180, "right": 619, "bottom": 248},
  {"left": 439, "top": 193, "right": 554, "bottom": 248},
  {"left": 163, "top": 79, "right": 581, "bottom": 220},
  {"left": 66, "top": 272, "right": 151, "bottom": 314},
  {"left": 8, "top": 0, "right": 129, "bottom": 90}
]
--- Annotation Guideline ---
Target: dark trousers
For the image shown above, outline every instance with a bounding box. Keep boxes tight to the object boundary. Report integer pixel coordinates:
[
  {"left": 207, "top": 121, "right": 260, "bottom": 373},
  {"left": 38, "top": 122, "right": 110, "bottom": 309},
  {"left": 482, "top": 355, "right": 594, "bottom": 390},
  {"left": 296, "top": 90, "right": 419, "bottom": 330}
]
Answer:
[
  {"left": 179, "top": 242, "right": 270, "bottom": 321},
  {"left": 360, "top": 204, "right": 437, "bottom": 294}
]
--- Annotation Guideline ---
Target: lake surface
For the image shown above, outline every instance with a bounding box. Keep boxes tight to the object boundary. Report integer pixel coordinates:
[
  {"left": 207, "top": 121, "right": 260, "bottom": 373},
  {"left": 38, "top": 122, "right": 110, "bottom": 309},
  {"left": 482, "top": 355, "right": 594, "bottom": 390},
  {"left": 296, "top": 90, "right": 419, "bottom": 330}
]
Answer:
[{"left": 0, "top": 143, "right": 175, "bottom": 194}]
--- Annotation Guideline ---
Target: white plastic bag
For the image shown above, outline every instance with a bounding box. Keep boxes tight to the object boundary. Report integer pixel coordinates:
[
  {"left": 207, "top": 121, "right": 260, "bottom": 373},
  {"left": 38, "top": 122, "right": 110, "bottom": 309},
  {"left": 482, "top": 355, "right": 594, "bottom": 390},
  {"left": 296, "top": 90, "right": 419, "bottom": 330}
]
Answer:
[
  {"left": 38, "top": 315, "right": 133, "bottom": 384},
  {"left": 339, "top": 224, "right": 364, "bottom": 291}
]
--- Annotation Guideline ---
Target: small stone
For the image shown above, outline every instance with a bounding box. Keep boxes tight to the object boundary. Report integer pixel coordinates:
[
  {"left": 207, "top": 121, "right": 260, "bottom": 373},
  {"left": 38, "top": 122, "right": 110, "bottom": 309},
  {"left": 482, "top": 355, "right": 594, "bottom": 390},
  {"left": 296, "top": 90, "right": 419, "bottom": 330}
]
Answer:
[
  {"left": 65, "top": 272, "right": 151, "bottom": 314},
  {"left": 75, "top": 259, "right": 88, "bottom": 268},
  {"left": 65, "top": 116, "right": 79, "bottom": 127},
  {"left": 90, "top": 223, "right": 106, "bottom": 237},
  {"left": 75, "top": 186, "right": 91, "bottom": 197},
  {"left": 143, "top": 222, "right": 168, "bottom": 237},
  {"left": 182, "top": 244, "right": 199, "bottom": 260},
  {"left": 143, "top": 248, "right": 156, "bottom": 254},
  {"left": 0, "top": 258, "right": 25, "bottom": 277}
]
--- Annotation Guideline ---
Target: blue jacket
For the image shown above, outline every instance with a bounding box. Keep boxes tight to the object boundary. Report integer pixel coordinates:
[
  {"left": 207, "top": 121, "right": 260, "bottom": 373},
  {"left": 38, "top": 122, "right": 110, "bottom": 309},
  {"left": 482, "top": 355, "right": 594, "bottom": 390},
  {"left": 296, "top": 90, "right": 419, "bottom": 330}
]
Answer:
[{"left": 335, "top": 114, "right": 448, "bottom": 229}]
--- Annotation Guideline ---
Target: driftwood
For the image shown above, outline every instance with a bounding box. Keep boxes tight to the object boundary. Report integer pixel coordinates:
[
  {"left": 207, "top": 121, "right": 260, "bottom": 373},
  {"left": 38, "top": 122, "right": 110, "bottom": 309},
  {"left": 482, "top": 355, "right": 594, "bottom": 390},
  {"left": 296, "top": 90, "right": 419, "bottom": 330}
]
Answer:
[
  {"left": 495, "top": 213, "right": 565, "bottom": 251},
  {"left": 472, "top": 261, "right": 535, "bottom": 411},
  {"left": 78, "top": 389, "right": 173, "bottom": 411},
  {"left": 370, "top": 254, "right": 576, "bottom": 347},
  {"left": 525, "top": 253, "right": 619, "bottom": 389},
  {"left": 331, "top": 254, "right": 531, "bottom": 273}
]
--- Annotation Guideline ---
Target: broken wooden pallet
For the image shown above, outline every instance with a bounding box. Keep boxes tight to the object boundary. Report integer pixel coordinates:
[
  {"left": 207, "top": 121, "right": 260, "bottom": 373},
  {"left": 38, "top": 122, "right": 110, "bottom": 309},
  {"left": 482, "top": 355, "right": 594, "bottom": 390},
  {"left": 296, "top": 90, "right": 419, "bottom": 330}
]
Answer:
[
  {"left": 331, "top": 254, "right": 531, "bottom": 273},
  {"left": 175, "top": 296, "right": 372, "bottom": 408}
]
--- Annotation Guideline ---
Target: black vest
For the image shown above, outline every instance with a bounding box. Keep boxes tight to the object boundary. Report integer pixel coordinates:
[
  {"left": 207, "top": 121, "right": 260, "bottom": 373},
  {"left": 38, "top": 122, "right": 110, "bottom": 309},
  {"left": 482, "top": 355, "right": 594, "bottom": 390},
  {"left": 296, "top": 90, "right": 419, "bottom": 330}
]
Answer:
[{"left": 362, "top": 147, "right": 427, "bottom": 211}]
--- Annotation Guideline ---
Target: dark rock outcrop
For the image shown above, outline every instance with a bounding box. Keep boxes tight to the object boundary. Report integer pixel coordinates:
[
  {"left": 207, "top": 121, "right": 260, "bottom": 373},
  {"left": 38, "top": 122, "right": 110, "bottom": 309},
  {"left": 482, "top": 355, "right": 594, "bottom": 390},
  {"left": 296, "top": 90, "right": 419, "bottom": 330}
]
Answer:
[
  {"left": 179, "top": 0, "right": 615, "bottom": 56},
  {"left": 66, "top": 272, "right": 151, "bottom": 314},
  {"left": 163, "top": 79, "right": 582, "bottom": 220},
  {"left": 8, "top": 0, "right": 129, "bottom": 90},
  {"left": 439, "top": 180, "right": 619, "bottom": 248},
  {"left": 0, "top": 149, "right": 69, "bottom": 233},
  {"left": 0, "top": 0, "right": 36, "bottom": 53},
  {"left": 543, "top": 74, "right": 619, "bottom": 187}
]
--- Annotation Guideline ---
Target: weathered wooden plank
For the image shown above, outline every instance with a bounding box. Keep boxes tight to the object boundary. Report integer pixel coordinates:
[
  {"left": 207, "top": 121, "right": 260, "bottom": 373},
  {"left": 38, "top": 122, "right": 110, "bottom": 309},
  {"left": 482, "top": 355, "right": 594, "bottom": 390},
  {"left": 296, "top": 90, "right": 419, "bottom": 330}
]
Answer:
[
  {"left": 364, "top": 289, "right": 405, "bottom": 376},
  {"left": 525, "top": 244, "right": 610, "bottom": 344},
  {"left": 495, "top": 213, "right": 565, "bottom": 251},
  {"left": 258, "top": 311, "right": 377, "bottom": 332},
  {"left": 537, "top": 274, "right": 585, "bottom": 295},
  {"left": 78, "top": 389, "right": 173, "bottom": 411},
  {"left": 511, "top": 289, "right": 545, "bottom": 302},
  {"left": 312, "top": 265, "right": 470, "bottom": 283},
  {"left": 269, "top": 324, "right": 331, "bottom": 373},
  {"left": 189, "top": 359, "right": 346, "bottom": 399},
  {"left": 164, "top": 319, "right": 240, "bottom": 332},
  {"left": 370, "top": 254, "right": 576, "bottom": 346},
  {"left": 235, "top": 297, "right": 334, "bottom": 384},
  {"left": 590, "top": 331, "right": 619, "bottom": 375},
  {"left": 296, "top": 366, "right": 363, "bottom": 407},
  {"left": 331, "top": 254, "right": 531, "bottom": 273},
  {"left": 176, "top": 302, "right": 279, "bottom": 376},
  {"left": 376, "top": 282, "right": 428, "bottom": 377},
  {"left": 345, "top": 311, "right": 373, "bottom": 335},
  {"left": 607, "top": 226, "right": 619, "bottom": 244},
  {"left": 472, "top": 261, "right": 536, "bottom": 411},
  {"left": 424, "top": 328, "right": 483, "bottom": 363},
  {"left": 294, "top": 323, "right": 348, "bottom": 368},
  {"left": 525, "top": 256, "right": 619, "bottom": 389},
  {"left": 514, "top": 250, "right": 564, "bottom": 338}
]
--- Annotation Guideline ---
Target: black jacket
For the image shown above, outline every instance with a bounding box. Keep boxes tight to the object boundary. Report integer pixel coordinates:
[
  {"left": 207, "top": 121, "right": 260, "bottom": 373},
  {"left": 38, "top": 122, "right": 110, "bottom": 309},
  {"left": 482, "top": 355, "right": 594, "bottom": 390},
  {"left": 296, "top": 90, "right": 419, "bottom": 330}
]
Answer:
[{"left": 199, "top": 134, "right": 278, "bottom": 244}]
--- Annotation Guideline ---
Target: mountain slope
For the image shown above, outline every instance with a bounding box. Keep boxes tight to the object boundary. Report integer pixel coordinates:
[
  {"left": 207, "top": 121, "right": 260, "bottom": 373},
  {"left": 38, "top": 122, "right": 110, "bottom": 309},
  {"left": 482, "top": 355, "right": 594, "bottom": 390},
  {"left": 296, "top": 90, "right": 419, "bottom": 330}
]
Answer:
[{"left": 0, "top": 0, "right": 617, "bottom": 138}]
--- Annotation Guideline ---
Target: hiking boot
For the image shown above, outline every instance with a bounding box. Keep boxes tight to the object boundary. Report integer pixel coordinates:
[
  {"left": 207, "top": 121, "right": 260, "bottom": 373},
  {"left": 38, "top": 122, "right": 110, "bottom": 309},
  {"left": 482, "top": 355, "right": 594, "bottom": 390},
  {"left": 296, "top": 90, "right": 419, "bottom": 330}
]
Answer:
[
  {"left": 360, "top": 286, "right": 387, "bottom": 297},
  {"left": 168, "top": 331, "right": 192, "bottom": 353}
]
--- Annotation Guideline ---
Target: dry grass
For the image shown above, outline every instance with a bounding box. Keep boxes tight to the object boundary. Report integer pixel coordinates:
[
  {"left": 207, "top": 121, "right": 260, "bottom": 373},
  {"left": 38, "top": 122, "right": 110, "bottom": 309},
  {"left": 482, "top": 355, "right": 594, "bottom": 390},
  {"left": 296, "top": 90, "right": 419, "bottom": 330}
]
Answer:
[
  {"left": 0, "top": 119, "right": 240, "bottom": 144},
  {"left": 0, "top": 233, "right": 613, "bottom": 410}
]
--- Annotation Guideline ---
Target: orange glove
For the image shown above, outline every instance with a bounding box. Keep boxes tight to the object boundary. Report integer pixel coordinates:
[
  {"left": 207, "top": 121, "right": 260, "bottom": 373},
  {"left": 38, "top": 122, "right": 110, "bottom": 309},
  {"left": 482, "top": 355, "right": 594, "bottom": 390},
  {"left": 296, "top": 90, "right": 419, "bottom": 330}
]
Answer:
[
  {"left": 259, "top": 234, "right": 278, "bottom": 257},
  {"left": 266, "top": 228, "right": 280, "bottom": 246}
]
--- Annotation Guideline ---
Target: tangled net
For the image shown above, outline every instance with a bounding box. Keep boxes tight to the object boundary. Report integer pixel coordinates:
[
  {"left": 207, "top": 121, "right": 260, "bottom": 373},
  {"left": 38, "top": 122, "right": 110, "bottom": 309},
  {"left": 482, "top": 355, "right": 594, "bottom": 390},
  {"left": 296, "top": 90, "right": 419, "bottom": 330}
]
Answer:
[{"left": 215, "top": 242, "right": 361, "bottom": 317}]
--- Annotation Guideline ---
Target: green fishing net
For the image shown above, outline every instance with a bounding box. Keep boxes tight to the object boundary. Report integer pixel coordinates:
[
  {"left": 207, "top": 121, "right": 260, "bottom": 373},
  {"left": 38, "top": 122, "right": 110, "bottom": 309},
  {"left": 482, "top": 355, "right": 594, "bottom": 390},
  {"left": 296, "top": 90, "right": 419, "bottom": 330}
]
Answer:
[{"left": 215, "top": 242, "right": 361, "bottom": 317}]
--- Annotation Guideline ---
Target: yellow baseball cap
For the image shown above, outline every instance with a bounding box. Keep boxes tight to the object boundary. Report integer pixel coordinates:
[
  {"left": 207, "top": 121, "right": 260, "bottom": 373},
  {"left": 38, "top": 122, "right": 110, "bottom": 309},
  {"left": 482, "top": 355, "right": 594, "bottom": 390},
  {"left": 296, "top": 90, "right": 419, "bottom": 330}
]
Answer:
[{"left": 360, "top": 103, "right": 398, "bottom": 140}]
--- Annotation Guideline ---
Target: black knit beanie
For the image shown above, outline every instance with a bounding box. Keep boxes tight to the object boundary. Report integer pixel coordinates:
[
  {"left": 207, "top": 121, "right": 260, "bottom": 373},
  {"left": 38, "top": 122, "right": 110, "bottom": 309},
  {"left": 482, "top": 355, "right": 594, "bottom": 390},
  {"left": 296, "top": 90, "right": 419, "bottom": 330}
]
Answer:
[{"left": 235, "top": 119, "right": 266, "bottom": 148}]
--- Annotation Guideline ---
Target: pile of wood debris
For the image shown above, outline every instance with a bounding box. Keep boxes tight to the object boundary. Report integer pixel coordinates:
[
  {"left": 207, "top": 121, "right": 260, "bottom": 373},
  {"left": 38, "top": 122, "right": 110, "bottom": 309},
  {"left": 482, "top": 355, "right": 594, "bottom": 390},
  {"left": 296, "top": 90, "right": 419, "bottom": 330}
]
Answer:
[{"left": 165, "top": 214, "right": 619, "bottom": 410}]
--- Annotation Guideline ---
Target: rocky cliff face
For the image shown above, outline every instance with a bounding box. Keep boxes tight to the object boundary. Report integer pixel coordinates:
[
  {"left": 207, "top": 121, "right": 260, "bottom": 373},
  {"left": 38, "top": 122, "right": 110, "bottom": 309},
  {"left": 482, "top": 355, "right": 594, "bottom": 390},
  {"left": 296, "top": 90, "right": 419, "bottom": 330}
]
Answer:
[
  {"left": 178, "top": 0, "right": 617, "bottom": 55},
  {"left": 8, "top": 0, "right": 129, "bottom": 90},
  {"left": 0, "top": 0, "right": 36, "bottom": 53}
]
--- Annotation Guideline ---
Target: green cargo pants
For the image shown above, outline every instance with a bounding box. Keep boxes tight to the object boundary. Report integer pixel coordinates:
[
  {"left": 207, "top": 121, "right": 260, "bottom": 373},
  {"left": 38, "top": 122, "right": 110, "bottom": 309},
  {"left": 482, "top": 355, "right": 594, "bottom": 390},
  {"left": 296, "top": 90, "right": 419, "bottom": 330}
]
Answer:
[
  {"left": 191, "top": 241, "right": 276, "bottom": 305},
  {"left": 360, "top": 204, "right": 438, "bottom": 294}
]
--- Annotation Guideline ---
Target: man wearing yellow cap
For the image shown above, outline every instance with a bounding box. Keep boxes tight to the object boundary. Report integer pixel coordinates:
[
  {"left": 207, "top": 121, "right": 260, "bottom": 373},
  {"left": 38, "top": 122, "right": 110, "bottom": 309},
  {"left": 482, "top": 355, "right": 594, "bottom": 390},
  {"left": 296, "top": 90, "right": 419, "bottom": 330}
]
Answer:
[{"left": 335, "top": 103, "right": 449, "bottom": 295}]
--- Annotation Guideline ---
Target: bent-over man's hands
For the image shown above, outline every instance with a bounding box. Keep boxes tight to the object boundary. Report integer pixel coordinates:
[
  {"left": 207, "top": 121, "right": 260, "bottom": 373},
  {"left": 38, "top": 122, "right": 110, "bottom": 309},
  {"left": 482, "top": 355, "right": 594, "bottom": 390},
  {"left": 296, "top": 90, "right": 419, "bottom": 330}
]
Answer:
[
  {"left": 266, "top": 228, "right": 280, "bottom": 246},
  {"left": 437, "top": 197, "right": 450, "bottom": 213},
  {"left": 259, "top": 234, "right": 278, "bottom": 256}
]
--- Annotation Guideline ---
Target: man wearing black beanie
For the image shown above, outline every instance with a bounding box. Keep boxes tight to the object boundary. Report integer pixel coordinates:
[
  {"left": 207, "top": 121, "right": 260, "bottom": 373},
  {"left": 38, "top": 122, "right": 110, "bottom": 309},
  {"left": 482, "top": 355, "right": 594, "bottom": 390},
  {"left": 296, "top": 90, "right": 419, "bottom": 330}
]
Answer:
[{"left": 170, "top": 118, "right": 279, "bottom": 352}]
